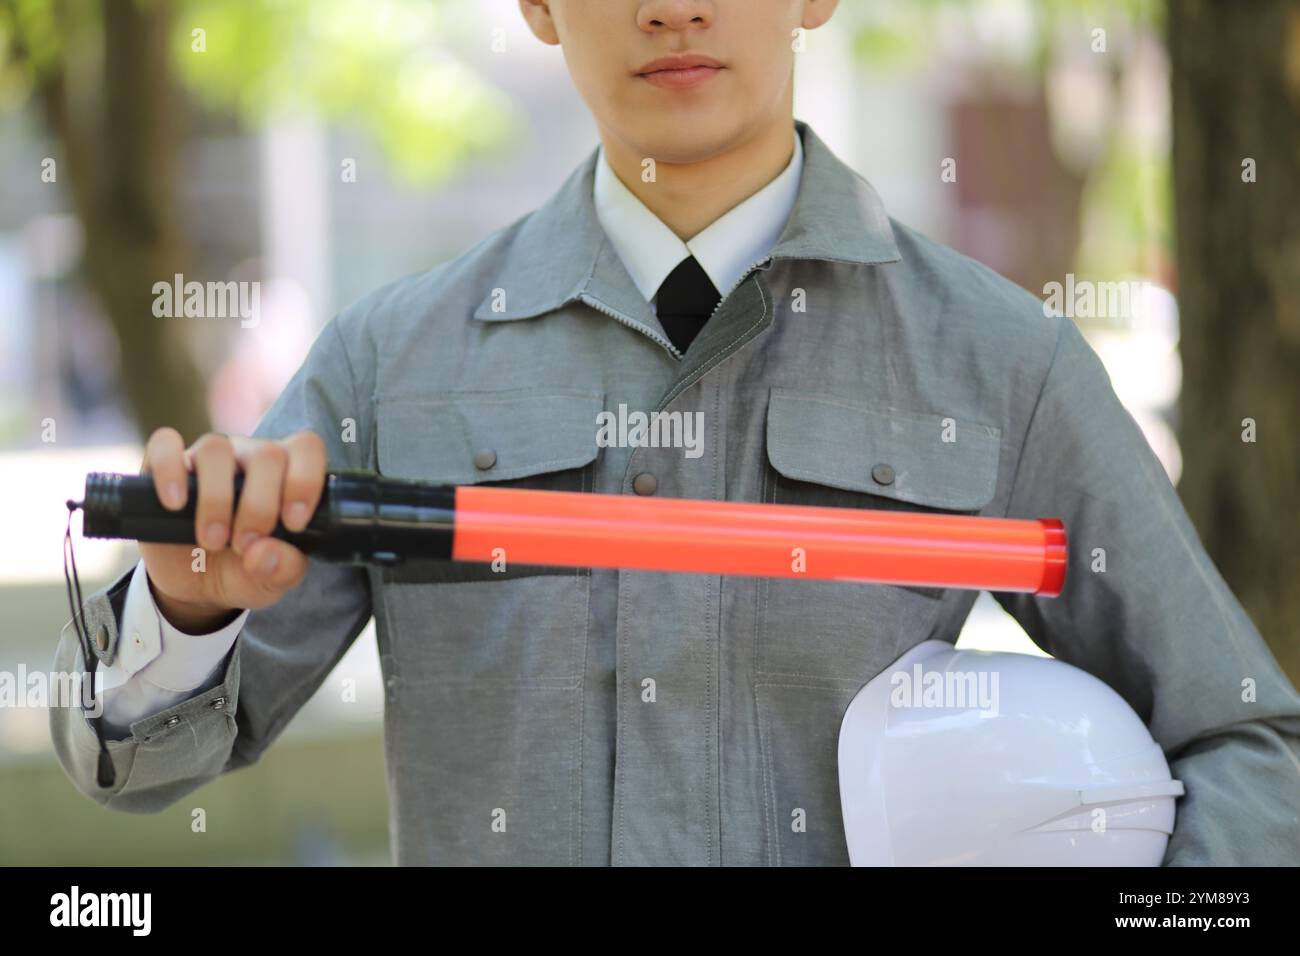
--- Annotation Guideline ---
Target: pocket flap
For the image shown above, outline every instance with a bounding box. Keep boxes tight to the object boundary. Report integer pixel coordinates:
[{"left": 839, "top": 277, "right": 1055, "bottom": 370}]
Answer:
[
  {"left": 377, "top": 388, "right": 604, "bottom": 484},
  {"left": 766, "top": 388, "right": 1001, "bottom": 511}
]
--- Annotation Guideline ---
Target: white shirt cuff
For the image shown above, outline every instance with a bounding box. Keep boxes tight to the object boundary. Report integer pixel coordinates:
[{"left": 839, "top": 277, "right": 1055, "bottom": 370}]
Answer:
[{"left": 95, "top": 561, "right": 247, "bottom": 731}]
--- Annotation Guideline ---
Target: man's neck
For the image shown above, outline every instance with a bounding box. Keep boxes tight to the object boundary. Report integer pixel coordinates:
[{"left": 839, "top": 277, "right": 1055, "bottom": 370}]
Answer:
[{"left": 598, "top": 118, "right": 797, "bottom": 240}]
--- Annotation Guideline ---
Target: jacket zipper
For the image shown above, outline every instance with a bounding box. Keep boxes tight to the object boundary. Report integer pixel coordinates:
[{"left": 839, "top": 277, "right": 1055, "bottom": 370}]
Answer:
[
  {"left": 583, "top": 256, "right": 776, "bottom": 359},
  {"left": 658, "top": 257, "right": 776, "bottom": 409},
  {"left": 580, "top": 293, "right": 682, "bottom": 359}
]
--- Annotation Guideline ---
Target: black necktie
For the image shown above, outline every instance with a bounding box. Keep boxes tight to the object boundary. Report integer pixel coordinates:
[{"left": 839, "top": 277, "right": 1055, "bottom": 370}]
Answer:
[{"left": 655, "top": 256, "right": 721, "bottom": 353}]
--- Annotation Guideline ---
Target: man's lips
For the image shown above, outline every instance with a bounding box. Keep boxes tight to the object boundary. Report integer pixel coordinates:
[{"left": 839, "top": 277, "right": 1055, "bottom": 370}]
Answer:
[{"left": 635, "top": 54, "right": 724, "bottom": 90}]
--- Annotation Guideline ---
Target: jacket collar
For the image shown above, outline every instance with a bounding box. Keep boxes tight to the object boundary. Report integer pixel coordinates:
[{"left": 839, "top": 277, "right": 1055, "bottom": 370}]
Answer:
[{"left": 474, "top": 121, "right": 901, "bottom": 324}]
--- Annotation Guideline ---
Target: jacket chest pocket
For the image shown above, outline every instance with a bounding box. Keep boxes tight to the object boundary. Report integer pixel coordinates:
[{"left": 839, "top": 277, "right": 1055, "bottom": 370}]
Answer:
[
  {"left": 374, "top": 388, "right": 602, "bottom": 864},
  {"left": 755, "top": 389, "right": 1002, "bottom": 865},
  {"left": 374, "top": 388, "right": 604, "bottom": 682},
  {"left": 756, "top": 387, "right": 1002, "bottom": 682}
]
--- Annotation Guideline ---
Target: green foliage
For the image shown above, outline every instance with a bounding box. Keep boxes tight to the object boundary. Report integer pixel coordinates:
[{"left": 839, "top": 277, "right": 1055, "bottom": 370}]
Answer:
[
  {"left": 0, "top": 0, "right": 515, "bottom": 186},
  {"left": 175, "top": 0, "right": 515, "bottom": 184},
  {"left": 0, "top": 0, "right": 65, "bottom": 110},
  {"left": 844, "top": 0, "right": 1173, "bottom": 274},
  {"left": 847, "top": 0, "right": 1163, "bottom": 72},
  {"left": 1076, "top": 140, "right": 1172, "bottom": 278}
]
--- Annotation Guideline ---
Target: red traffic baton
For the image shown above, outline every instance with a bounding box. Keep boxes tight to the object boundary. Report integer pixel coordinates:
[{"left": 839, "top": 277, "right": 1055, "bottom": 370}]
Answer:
[
  {"left": 455, "top": 486, "right": 1067, "bottom": 596},
  {"left": 75, "top": 472, "right": 1068, "bottom": 596}
]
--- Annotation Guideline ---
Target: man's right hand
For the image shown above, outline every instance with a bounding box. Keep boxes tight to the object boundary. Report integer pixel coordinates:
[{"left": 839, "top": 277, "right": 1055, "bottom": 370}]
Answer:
[{"left": 138, "top": 427, "right": 327, "bottom": 633}]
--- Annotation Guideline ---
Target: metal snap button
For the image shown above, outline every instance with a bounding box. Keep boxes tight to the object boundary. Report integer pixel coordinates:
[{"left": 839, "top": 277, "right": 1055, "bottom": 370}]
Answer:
[
  {"left": 871, "top": 463, "right": 896, "bottom": 486},
  {"left": 632, "top": 472, "right": 658, "bottom": 496},
  {"left": 472, "top": 449, "right": 497, "bottom": 470},
  {"left": 210, "top": 697, "right": 227, "bottom": 712},
  {"left": 163, "top": 716, "right": 181, "bottom": 728}
]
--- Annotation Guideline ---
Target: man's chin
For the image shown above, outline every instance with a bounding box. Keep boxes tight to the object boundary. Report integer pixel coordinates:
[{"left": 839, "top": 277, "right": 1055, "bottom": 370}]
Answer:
[{"left": 618, "top": 117, "right": 750, "bottom": 167}]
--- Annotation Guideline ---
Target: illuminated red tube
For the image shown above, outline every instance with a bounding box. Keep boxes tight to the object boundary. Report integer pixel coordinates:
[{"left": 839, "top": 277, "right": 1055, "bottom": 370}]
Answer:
[{"left": 454, "top": 486, "right": 1068, "bottom": 596}]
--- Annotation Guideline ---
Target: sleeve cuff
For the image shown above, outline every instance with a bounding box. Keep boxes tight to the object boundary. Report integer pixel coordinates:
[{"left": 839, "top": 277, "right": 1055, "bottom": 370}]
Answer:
[{"left": 113, "top": 560, "right": 248, "bottom": 695}]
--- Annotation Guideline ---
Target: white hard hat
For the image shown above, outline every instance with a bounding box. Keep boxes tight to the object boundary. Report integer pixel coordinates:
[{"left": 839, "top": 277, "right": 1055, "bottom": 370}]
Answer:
[{"left": 838, "top": 640, "right": 1184, "bottom": 866}]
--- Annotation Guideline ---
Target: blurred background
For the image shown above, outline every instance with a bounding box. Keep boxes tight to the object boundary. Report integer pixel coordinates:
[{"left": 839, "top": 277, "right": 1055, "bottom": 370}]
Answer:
[{"left": 0, "top": 0, "right": 1296, "bottom": 864}]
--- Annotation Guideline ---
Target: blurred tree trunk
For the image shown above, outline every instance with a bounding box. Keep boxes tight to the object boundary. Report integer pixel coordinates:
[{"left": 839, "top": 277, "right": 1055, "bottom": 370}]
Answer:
[
  {"left": 1169, "top": 0, "right": 1300, "bottom": 682},
  {"left": 37, "top": 0, "right": 210, "bottom": 442}
]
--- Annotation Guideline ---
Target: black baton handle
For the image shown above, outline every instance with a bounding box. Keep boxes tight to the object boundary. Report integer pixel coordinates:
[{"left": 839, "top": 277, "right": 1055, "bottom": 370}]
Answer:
[{"left": 76, "top": 471, "right": 456, "bottom": 565}]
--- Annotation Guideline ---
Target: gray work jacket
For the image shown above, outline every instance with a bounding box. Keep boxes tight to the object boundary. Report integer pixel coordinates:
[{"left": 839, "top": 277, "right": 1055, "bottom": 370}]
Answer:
[{"left": 52, "top": 122, "right": 1300, "bottom": 865}]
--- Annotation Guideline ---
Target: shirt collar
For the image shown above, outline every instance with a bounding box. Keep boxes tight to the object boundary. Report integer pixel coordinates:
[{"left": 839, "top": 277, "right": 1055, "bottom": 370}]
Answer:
[
  {"left": 474, "top": 121, "right": 900, "bottom": 324},
  {"left": 593, "top": 131, "right": 804, "bottom": 301}
]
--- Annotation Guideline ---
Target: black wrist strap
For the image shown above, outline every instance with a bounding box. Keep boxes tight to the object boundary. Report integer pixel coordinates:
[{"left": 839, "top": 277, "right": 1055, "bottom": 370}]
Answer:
[{"left": 63, "top": 500, "right": 116, "bottom": 788}]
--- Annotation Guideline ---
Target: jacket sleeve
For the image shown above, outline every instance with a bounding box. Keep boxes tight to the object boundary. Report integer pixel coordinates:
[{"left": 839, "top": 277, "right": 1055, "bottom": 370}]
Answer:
[
  {"left": 993, "top": 314, "right": 1300, "bottom": 865},
  {"left": 50, "top": 318, "right": 375, "bottom": 813}
]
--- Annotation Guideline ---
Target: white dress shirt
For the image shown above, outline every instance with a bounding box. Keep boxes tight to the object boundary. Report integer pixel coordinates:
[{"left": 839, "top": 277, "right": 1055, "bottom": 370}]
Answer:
[
  {"left": 593, "top": 129, "right": 803, "bottom": 303},
  {"left": 100, "top": 127, "right": 805, "bottom": 734}
]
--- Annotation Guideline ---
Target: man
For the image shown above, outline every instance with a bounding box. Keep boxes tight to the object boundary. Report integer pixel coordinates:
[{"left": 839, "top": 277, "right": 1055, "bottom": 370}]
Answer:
[{"left": 52, "top": 0, "right": 1300, "bottom": 865}]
